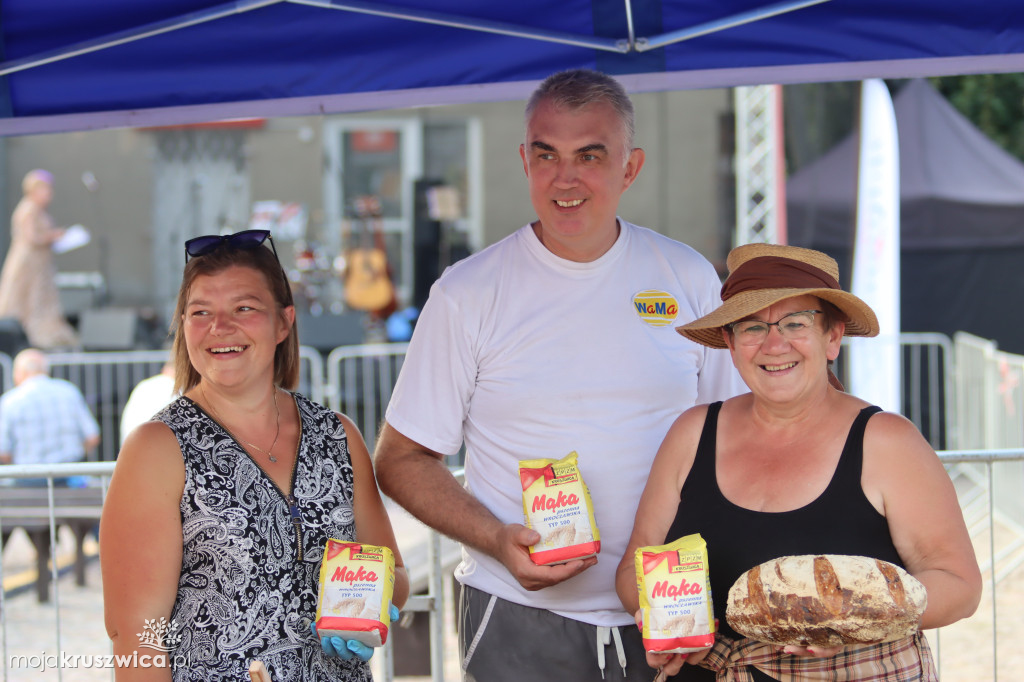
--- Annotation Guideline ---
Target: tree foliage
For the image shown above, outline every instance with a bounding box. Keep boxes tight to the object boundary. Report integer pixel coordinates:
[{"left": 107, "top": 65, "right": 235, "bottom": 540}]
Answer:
[
  {"left": 929, "top": 74, "right": 1024, "bottom": 162},
  {"left": 782, "top": 81, "right": 858, "bottom": 176},
  {"left": 783, "top": 75, "right": 1024, "bottom": 175}
]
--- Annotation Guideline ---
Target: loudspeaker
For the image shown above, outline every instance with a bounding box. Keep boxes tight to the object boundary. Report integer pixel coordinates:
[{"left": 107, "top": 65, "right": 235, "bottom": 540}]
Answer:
[
  {"left": 78, "top": 308, "right": 138, "bottom": 350},
  {"left": 0, "top": 317, "right": 29, "bottom": 357},
  {"left": 413, "top": 179, "right": 445, "bottom": 311},
  {"left": 412, "top": 180, "right": 471, "bottom": 311},
  {"left": 295, "top": 311, "right": 366, "bottom": 353}
]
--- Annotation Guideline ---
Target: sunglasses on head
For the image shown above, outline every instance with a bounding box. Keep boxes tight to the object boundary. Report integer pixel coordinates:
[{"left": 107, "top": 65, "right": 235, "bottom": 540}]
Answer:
[
  {"left": 184, "top": 229, "right": 278, "bottom": 263},
  {"left": 184, "top": 229, "right": 292, "bottom": 299}
]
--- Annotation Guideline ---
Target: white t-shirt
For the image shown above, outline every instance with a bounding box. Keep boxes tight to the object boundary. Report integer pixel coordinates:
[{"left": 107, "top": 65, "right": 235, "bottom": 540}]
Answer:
[
  {"left": 385, "top": 220, "right": 745, "bottom": 626},
  {"left": 120, "top": 373, "right": 177, "bottom": 445}
]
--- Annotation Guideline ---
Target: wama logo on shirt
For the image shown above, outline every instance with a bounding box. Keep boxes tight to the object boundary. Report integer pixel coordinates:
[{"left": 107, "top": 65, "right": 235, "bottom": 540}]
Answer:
[{"left": 633, "top": 290, "right": 679, "bottom": 327}]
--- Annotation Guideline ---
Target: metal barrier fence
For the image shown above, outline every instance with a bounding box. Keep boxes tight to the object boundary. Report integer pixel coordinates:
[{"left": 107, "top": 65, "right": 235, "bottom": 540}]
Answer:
[
  {"left": 47, "top": 350, "right": 172, "bottom": 462},
  {"left": 1, "top": 332, "right": 965, "bottom": 462},
  {"left": 953, "top": 332, "right": 1024, "bottom": 450},
  {"left": 18, "top": 347, "right": 326, "bottom": 463},
  {"left": 325, "top": 343, "right": 409, "bottom": 455},
  {"left": 3, "top": 334, "right": 1024, "bottom": 680},
  {"left": 0, "top": 354, "right": 12, "bottom": 395},
  {"left": 2, "top": 453, "right": 1022, "bottom": 681},
  {"left": 902, "top": 332, "right": 957, "bottom": 450},
  {"left": 835, "top": 332, "right": 955, "bottom": 449},
  {"left": 932, "top": 449, "right": 1024, "bottom": 682},
  {"left": 0, "top": 462, "right": 113, "bottom": 682}
]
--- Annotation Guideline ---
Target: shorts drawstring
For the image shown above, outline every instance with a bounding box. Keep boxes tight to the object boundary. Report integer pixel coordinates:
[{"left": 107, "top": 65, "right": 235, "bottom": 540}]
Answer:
[
  {"left": 612, "top": 627, "right": 628, "bottom": 674},
  {"left": 462, "top": 594, "right": 497, "bottom": 672},
  {"left": 596, "top": 626, "right": 628, "bottom": 678}
]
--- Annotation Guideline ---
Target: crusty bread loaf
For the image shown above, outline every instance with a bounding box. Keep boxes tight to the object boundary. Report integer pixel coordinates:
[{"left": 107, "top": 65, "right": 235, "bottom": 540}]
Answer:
[{"left": 726, "top": 555, "right": 927, "bottom": 647}]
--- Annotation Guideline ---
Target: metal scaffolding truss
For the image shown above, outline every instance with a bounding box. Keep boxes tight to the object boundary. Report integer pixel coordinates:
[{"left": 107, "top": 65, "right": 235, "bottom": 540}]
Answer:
[{"left": 734, "top": 84, "right": 786, "bottom": 247}]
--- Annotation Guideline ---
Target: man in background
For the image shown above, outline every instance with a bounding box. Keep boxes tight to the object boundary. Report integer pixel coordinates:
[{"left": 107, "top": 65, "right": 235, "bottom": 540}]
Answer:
[
  {"left": 119, "top": 360, "right": 176, "bottom": 445},
  {"left": 0, "top": 348, "right": 99, "bottom": 485}
]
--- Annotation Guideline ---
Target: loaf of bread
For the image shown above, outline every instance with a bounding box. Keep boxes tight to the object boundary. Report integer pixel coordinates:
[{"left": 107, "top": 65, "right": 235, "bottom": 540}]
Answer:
[{"left": 726, "top": 555, "right": 927, "bottom": 647}]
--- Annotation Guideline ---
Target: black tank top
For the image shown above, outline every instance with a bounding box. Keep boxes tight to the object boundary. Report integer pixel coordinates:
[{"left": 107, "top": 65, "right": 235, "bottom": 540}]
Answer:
[{"left": 663, "top": 402, "right": 903, "bottom": 682}]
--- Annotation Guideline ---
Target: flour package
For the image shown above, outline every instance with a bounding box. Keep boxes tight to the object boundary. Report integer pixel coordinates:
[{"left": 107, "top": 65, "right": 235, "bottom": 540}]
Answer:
[
  {"left": 315, "top": 540, "right": 395, "bottom": 647},
  {"left": 635, "top": 533, "right": 716, "bottom": 653},
  {"left": 519, "top": 451, "right": 600, "bottom": 565}
]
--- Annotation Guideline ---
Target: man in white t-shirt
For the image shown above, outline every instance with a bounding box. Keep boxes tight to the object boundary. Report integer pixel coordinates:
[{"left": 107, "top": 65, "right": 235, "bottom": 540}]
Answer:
[
  {"left": 375, "top": 69, "right": 745, "bottom": 681},
  {"left": 119, "top": 361, "right": 177, "bottom": 445}
]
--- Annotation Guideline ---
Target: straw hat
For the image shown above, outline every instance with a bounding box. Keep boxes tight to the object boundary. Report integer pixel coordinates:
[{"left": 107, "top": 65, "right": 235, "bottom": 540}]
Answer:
[{"left": 676, "top": 243, "right": 879, "bottom": 349}]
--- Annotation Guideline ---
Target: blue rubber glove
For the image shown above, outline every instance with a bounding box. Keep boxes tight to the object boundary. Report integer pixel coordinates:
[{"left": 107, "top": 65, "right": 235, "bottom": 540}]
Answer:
[{"left": 312, "top": 604, "right": 401, "bottom": 662}]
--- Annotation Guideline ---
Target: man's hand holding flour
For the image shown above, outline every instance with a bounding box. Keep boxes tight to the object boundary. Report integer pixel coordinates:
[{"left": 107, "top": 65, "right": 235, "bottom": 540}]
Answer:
[
  {"left": 493, "top": 523, "right": 597, "bottom": 591},
  {"left": 375, "top": 423, "right": 595, "bottom": 592}
]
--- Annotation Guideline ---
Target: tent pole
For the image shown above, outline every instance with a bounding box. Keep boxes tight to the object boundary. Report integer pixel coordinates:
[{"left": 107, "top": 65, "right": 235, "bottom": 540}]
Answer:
[
  {"left": 637, "top": 0, "right": 832, "bottom": 51},
  {"left": 623, "top": 0, "right": 637, "bottom": 48},
  {"left": 0, "top": 0, "right": 282, "bottom": 77},
  {"left": 288, "top": 0, "right": 629, "bottom": 53},
  {"left": 0, "top": 0, "right": 838, "bottom": 78}
]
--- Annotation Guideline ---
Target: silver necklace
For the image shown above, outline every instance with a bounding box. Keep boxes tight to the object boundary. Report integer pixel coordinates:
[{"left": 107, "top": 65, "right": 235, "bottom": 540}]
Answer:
[{"left": 201, "top": 385, "right": 281, "bottom": 463}]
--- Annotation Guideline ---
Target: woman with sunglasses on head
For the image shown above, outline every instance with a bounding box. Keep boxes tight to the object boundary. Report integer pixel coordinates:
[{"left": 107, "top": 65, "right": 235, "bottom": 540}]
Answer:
[
  {"left": 615, "top": 243, "right": 980, "bottom": 681},
  {"left": 101, "top": 230, "right": 408, "bottom": 681}
]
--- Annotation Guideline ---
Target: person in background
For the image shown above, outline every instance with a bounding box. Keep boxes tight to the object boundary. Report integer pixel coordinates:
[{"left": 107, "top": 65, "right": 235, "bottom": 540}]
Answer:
[
  {"left": 616, "top": 243, "right": 981, "bottom": 680},
  {"left": 0, "top": 348, "right": 99, "bottom": 486},
  {"left": 0, "top": 169, "right": 79, "bottom": 349},
  {"left": 119, "top": 360, "right": 177, "bottom": 446},
  {"left": 101, "top": 229, "right": 408, "bottom": 681},
  {"left": 374, "top": 69, "right": 745, "bottom": 681}
]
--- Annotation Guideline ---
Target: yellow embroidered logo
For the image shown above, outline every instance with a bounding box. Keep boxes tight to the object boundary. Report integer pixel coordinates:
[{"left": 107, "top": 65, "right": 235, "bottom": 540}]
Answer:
[{"left": 633, "top": 290, "right": 679, "bottom": 327}]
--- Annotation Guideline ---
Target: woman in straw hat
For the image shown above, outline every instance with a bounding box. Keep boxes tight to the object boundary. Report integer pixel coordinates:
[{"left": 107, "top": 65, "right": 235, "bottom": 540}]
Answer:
[{"left": 615, "top": 243, "right": 981, "bottom": 680}]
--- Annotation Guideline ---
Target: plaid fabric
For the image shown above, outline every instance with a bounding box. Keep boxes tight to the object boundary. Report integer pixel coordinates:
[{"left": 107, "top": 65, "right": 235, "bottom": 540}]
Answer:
[{"left": 699, "top": 632, "right": 937, "bottom": 681}]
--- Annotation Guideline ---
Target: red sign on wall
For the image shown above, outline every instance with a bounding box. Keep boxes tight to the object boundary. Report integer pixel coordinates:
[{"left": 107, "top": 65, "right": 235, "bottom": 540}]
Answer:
[{"left": 351, "top": 130, "right": 398, "bottom": 153}]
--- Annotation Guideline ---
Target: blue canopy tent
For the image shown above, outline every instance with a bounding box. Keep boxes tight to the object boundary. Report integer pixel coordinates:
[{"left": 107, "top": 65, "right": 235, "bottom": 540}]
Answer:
[{"left": 1, "top": 0, "right": 1023, "bottom": 135}]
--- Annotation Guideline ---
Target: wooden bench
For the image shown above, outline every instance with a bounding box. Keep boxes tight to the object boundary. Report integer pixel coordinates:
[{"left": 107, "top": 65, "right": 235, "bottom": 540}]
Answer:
[{"left": 0, "top": 485, "right": 104, "bottom": 603}]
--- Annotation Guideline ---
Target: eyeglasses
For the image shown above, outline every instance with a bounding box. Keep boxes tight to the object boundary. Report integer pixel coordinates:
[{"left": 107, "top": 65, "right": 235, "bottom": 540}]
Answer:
[
  {"left": 727, "top": 310, "right": 822, "bottom": 347},
  {"left": 184, "top": 229, "right": 278, "bottom": 263}
]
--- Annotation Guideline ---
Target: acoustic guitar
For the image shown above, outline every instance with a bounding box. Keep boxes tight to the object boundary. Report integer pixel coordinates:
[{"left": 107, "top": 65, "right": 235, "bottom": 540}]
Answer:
[{"left": 343, "top": 196, "right": 396, "bottom": 314}]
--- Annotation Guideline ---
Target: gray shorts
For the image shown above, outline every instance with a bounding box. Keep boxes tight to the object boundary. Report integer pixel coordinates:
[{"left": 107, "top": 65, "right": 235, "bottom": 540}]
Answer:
[{"left": 458, "top": 584, "right": 658, "bottom": 682}]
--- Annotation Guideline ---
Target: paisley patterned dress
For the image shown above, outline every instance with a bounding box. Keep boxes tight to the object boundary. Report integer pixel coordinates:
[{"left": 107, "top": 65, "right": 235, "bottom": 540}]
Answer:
[{"left": 155, "top": 393, "right": 370, "bottom": 681}]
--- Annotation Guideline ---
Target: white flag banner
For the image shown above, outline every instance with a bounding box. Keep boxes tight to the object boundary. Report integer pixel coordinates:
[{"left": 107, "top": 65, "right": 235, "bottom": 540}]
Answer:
[{"left": 849, "top": 79, "right": 901, "bottom": 412}]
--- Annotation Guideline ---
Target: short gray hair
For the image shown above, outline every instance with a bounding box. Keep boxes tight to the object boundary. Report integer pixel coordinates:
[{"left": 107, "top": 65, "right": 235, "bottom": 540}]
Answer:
[{"left": 525, "top": 69, "right": 636, "bottom": 154}]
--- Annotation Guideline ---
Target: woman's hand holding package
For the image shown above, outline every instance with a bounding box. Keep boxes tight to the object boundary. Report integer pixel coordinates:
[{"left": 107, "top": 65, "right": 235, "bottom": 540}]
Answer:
[
  {"left": 633, "top": 610, "right": 710, "bottom": 676},
  {"left": 311, "top": 604, "right": 401, "bottom": 662}
]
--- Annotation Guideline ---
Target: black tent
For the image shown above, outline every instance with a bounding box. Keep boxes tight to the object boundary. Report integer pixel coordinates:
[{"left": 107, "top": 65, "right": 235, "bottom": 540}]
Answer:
[{"left": 788, "top": 79, "right": 1024, "bottom": 354}]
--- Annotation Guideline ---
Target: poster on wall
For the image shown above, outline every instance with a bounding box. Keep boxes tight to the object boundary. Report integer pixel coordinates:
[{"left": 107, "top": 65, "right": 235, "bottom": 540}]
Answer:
[{"left": 250, "top": 201, "right": 308, "bottom": 241}]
